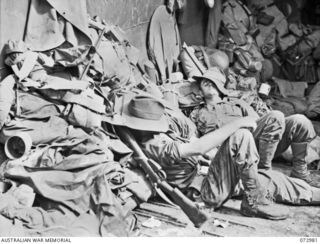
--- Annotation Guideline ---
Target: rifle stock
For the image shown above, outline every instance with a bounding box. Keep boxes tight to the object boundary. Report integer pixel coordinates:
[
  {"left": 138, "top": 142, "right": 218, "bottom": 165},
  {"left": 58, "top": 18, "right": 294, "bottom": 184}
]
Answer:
[{"left": 116, "top": 126, "right": 209, "bottom": 228}]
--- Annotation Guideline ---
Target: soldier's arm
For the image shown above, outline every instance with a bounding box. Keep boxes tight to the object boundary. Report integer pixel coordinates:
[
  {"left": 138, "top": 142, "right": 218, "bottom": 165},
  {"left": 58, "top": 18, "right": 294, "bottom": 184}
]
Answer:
[{"left": 179, "top": 116, "right": 257, "bottom": 157}]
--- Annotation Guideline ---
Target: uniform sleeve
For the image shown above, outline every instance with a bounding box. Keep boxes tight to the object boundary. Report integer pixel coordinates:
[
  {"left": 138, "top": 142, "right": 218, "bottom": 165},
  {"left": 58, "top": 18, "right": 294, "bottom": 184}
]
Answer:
[
  {"left": 142, "top": 135, "right": 182, "bottom": 166},
  {"left": 166, "top": 110, "right": 197, "bottom": 139}
]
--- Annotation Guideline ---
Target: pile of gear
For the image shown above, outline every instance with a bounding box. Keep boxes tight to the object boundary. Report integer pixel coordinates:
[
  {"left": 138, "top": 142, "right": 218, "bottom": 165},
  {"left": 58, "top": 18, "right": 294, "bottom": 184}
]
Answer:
[
  {"left": 183, "top": 0, "right": 320, "bottom": 120},
  {"left": 0, "top": 2, "right": 161, "bottom": 236},
  {"left": 0, "top": 0, "right": 320, "bottom": 237}
]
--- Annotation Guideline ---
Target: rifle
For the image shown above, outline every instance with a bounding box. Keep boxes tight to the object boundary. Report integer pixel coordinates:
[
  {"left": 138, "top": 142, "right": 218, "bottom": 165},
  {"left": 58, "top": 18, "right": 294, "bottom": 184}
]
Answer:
[
  {"left": 89, "top": 19, "right": 125, "bottom": 43},
  {"left": 182, "top": 43, "right": 206, "bottom": 75},
  {"left": 80, "top": 26, "right": 107, "bottom": 80},
  {"left": 115, "top": 126, "right": 209, "bottom": 228}
]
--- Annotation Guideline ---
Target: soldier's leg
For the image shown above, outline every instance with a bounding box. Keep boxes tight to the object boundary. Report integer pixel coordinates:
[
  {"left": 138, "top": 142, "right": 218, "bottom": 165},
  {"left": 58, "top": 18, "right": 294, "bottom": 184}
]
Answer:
[
  {"left": 258, "top": 170, "right": 320, "bottom": 205},
  {"left": 201, "top": 129, "right": 289, "bottom": 219},
  {"left": 200, "top": 129, "right": 259, "bottom": 208},
  {"left": 253, "top": 111, "right": 285, "bottom": 170},
  {"left": 274, "top": 115, "right": 319, "bottom": 188}
]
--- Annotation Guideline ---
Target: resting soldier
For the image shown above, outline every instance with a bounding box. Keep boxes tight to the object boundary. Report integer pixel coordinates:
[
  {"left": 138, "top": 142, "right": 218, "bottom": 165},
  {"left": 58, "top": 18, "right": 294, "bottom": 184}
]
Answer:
[
  {"left": 190, "top": 67, "right": 320, "bottom": 188},
  {"left": 112, "top": 95, "right": 294, "bottom": 220}
]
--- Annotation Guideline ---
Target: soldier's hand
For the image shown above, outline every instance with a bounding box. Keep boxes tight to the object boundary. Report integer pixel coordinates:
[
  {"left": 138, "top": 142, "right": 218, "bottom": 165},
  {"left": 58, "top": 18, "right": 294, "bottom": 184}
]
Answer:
[{"left": 198, "top": 155, "right": 211, "bottom": 166}]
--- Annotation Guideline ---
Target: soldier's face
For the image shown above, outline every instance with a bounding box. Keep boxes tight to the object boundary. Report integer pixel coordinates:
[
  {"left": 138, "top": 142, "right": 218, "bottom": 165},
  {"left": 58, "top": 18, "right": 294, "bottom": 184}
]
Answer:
[{"left": 200, "top": 79, "right": 221, "bottom": 99}]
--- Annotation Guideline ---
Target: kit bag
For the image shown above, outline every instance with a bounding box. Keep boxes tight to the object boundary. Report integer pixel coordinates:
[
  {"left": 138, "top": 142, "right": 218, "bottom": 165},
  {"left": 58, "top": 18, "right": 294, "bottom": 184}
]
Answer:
[
  {"left": 93, "top": 38, "right": 133, "bottom": 88},
  {"left": 221, "top": 0, "right": 255, "bottom": 46}
]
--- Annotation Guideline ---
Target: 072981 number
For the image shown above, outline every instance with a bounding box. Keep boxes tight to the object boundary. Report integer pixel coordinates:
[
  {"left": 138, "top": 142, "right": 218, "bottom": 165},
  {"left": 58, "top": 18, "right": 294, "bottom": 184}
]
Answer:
[{"left": 300, "top": 238, "right": 318, "bottom": 243}]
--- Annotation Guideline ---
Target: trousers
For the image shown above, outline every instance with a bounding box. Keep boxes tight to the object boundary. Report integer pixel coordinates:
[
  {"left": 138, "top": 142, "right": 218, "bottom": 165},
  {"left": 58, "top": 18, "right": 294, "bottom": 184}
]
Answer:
[
  {"left": 253, "top": 111, "right": 316, "bottom": 157},
  {"left": 258, "top": 170, "right": 320, "bottom": 205},
  {"left": 200, "top": 129, "right": 260, "bottom": 208},
  {"left": 199, "top": 128, "right": 319, "bottom": 209}
]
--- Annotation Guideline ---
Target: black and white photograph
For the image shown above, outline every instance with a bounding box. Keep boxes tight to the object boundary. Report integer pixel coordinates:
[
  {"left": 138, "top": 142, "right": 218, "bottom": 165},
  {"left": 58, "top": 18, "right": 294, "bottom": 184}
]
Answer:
[{"left": 0, "top": 0, "right": 319, "bottom": 241}]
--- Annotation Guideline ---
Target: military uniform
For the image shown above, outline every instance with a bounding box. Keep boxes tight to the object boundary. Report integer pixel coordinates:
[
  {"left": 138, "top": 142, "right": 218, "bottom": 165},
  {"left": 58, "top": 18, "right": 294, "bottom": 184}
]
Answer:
[
  {"left": 140, "top": 128, "right": 320, "bottom": 209},
  {"left": 190, "top": 99, "right": 318, "bottom": 187},
  {"left": 189, "top": 98, "right": 258, "bottom": 136}
]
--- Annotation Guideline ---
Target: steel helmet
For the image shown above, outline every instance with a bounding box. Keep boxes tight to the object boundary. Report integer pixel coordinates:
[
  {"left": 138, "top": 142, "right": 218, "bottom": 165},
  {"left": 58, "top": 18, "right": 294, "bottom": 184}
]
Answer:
[{"left": 209, "top": 50, "right": 230, "bottom": 71}]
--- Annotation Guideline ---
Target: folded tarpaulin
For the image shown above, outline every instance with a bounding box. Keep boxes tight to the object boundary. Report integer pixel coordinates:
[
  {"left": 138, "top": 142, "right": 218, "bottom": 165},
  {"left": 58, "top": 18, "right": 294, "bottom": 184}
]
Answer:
[
  {"left": 1, "top": 130, "right": 145, "bottom": 236},
  {"left": 0, "top": 116, "right": 70, "bottom": 145},
  {"left": 0, "top": 210, "right": 101, "bottom": 237},
  {"left": 4, "top": 163, "right": 120, "bottom": 210},
  {"left": 17, "top": 91, "right": 63, "bottom": 119},
  {"left": 24, "top": 0, "right": 92, "bottom": 51},
  {"left": 2, "top": 128, "right": 115, "bottom": 169},
  {"left": 53, "top": 45, "right": 92, "bottom": 67},
  {"left": 0, "top": 87, "right": 106, "bottom": 144},
  {"left": 23, "top": 76, "right": 90, "bottom": 91},
  {"left": 2, "top": 163, "right": 134, "bottom": 236},
  {"left": 0, "top": 196, "right": 132, "bottom": 237}
]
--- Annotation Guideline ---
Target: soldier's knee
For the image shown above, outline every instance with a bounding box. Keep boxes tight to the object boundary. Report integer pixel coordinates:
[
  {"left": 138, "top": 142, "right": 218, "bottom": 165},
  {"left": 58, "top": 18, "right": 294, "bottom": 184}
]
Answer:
[
  {"left": 289, "top": 114, "right": 311, "bottom": 127},
  {"left": 286, "top": 114, "right": 316, "bottom": 141},
  {"left": 233, "top": 128, "right": 253, "bottom": 140},
  {"left": 268, "top": 110, "right": 285, "bottom": 126}
]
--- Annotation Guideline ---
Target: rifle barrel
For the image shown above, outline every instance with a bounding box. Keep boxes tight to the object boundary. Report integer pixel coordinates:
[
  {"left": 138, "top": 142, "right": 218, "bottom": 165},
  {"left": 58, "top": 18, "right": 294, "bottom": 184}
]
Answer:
[
  {"left": 80, "top": 27, "right": 107, "bottom": 80},
  {"left": 115, "top": 126, "right": 209, "bottom": 228}
]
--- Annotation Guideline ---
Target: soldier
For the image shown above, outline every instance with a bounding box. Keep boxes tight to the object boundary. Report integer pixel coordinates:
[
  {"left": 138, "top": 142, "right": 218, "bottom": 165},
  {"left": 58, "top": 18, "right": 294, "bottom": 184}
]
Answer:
[
  {"left": 189, "top": 67, "right": 320, "bottom": 188},
  {"left": 111, "top": 95, "right": 290, "bottom": 220}
]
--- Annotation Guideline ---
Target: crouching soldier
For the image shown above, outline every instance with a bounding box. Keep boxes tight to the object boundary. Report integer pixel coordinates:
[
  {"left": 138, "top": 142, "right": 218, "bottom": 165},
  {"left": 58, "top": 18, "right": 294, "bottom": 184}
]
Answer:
[
  {"left": 112, "top": 95, "right": 291, "bottom": 220},
  {"left": 190, "top": 67, "right": 320, "bottom": 188}
]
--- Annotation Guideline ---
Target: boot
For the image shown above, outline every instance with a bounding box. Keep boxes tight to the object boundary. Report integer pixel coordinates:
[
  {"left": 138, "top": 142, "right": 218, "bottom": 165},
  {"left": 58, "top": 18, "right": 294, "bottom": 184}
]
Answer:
[
  {"left": 239, "top": 163, "right": 289, "bottom": 220},
  {"left": 240, "top": 189, "right": 289, "bottom": 220},
  {"left": 258, "top": 140, "right": 279, "bottom": 170},
  {"left": 290, "top": 142, "right": 320, "bottom": 188},
  {"left": 311, "top": 188, "right": 320, "bottom": 204}
]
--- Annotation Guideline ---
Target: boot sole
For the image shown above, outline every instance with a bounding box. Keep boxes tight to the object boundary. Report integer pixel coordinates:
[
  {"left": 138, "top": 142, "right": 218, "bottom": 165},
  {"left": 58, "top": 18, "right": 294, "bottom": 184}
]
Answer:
[
  {"left": 291, "top": 177, "right": 320, "bottom": 189},
  {"left": 240, "top": 209, "right": 288, "bottom": 220}
]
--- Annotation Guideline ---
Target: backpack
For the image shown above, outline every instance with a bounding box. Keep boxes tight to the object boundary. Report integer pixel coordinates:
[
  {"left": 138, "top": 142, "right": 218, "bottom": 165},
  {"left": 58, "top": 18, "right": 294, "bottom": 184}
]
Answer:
[
  {"left": 284, "top": 54, "right": 317, "bottom": 83},
  {"left": 92, "top": 39, "right": 133, "bottom": 89},
  {"left": 262, "top": 5, "right": 288, "bottom": 38},
  {"left": 255, "top": 4, "right": 289, "bottom": 51},
  {"left": 221, "top": 0, "right": 256, "bottom": 46}
]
